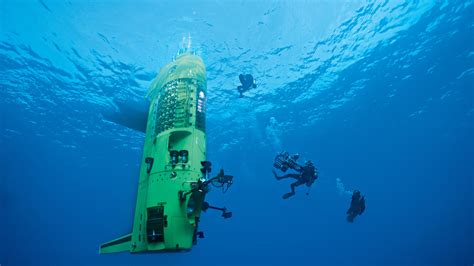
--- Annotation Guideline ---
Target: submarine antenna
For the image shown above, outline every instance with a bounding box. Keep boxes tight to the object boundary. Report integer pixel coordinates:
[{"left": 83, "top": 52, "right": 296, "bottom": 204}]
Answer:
[{"left": 187, "top": 33, "right": 192, "bottom": 50}]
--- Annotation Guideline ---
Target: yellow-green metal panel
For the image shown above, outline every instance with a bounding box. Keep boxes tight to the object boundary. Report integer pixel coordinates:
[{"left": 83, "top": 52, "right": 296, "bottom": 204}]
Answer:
[{"left": 100, "top": 53, "right": 207, "bottom": 254}]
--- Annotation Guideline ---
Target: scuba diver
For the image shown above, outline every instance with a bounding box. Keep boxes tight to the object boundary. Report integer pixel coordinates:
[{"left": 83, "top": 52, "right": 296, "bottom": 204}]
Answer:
[
  {"left": 346, "top": 190, "right": 366, "bottom": 223},
  {"left": 272, "top": 151, "right": 318, "bottom": 199},
  {"left": 207, "top": 168, "right": 234, "bottom": 193},
  {"left": 237, "top": 74, "right": 257, "bottom": 97},
  {"left": 201, "top": 168, "right": 233, "bottom": 218},
  {"left": 180, "top": 166, "right": 234, "bottom": 219}
]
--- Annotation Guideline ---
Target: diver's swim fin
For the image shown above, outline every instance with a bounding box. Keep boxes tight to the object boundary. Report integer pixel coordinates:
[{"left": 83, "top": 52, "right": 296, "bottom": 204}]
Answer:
[
  {"left": 99, "top": 233, "right": 132, "bottom": 254},
  {"left": 102, "top": 98, "right": 149, "bottom": 133}
]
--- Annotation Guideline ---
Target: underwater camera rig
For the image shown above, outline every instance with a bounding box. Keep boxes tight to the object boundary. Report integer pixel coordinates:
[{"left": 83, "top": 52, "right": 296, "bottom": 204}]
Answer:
[{"left": 273, "top": 151, "right": 303, "bottom": 172}]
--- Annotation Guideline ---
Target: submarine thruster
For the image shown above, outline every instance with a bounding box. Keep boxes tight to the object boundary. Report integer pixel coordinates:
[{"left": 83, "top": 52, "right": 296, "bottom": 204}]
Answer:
[{"left": 100, "top": 52, "right": 232, "bottom": 254}]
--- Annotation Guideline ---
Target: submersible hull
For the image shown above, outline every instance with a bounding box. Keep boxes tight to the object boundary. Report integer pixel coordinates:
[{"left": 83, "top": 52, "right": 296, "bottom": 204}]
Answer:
[{"left": 100, "top": 54, "right": 208, "bottom": 253}]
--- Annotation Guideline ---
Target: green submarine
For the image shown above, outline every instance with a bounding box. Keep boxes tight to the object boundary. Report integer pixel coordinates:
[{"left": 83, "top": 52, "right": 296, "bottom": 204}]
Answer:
[{"left": 100, "top": 52, "right": 232, "bottom": 254}]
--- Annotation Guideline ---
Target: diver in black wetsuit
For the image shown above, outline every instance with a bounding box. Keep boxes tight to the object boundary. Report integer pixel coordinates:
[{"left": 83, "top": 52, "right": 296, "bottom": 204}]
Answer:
[
  {"left": 346, "top": 190, "right": 366, "bottom": 223},
  {"left": 273, "top": 153, "right": 318, "bottom": 199},
  {"left": 237, "top": 74, "right": 257, "bottom": 97}
]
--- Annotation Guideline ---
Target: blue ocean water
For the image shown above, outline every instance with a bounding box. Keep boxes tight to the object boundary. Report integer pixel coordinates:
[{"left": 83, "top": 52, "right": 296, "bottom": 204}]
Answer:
[{"left": 1, "top": 0, "right": 473, "bottom": 265}]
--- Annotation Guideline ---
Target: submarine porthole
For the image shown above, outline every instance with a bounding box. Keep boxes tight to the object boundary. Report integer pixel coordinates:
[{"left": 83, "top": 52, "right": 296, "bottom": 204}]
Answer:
[
  {"left": 186, "top": 192, "right": 202, "bottom": 218},
  {"left": 187, "top": 196, "right": 196, "bottom": 216}
]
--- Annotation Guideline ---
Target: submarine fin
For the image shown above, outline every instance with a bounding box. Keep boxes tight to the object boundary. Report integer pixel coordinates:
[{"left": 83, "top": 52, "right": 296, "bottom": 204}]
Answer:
[
  {"left": 102, "top": 98, "right": 149, "bottom": 133},
  {"left": 99, "top": 233, "right": 132, "bottom": 254}
]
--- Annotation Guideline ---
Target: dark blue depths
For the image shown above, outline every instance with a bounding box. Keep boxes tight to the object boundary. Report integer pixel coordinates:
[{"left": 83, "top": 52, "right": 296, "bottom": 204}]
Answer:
[{"left": 1, "top": 1, "right": 473, "bottom": 266}]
